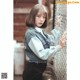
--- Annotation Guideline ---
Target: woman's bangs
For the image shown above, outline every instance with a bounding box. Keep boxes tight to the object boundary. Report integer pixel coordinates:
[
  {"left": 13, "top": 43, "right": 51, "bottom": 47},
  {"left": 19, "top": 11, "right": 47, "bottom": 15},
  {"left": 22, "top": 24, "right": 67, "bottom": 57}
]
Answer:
[{"left": 39, "top": 8, "right": 48, "bottom": 17}]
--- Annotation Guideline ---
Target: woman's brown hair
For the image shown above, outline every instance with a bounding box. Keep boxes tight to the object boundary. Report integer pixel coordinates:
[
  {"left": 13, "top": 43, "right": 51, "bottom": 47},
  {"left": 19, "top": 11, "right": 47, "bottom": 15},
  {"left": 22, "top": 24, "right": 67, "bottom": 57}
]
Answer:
[{"left": 26, "top": 4, "right": 48, "bottom": 28}]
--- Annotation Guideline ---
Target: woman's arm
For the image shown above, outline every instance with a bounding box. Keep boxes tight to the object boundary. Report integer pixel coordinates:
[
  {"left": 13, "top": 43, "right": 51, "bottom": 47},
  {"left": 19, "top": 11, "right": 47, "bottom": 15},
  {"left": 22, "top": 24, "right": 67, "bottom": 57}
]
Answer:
[
  {"left": 28, "top": 36, "right": 62, "bottom": 60},
  {"left": 47, "top": 28, "right": 62, "bottom": 46}
]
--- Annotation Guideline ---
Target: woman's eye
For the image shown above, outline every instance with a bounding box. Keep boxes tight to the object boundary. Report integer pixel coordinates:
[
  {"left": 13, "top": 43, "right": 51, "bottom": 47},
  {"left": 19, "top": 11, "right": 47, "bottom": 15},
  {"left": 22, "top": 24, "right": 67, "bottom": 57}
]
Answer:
[
  {"left": 36, "top": 15, "right": 41, "bottom": 17},
  {"left": 43, "top": 16, "right": 46, "bottom": 18},
  {"left": 38, "top": 16, "right": 45, "bottom": 18}
]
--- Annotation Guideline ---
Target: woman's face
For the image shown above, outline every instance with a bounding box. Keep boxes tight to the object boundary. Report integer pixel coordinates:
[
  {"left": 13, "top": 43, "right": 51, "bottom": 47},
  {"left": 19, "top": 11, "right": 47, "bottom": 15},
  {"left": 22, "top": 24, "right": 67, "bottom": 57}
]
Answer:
[{"left": 35, "top": 11, "right": 46, "bottom": 27}]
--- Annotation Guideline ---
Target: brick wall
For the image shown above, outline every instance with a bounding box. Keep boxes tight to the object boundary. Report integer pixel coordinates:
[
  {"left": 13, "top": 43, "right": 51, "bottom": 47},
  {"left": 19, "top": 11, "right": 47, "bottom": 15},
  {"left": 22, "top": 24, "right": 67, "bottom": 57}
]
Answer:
[{"left": 14, "top": 0, "right": 38, "bottom": 42}]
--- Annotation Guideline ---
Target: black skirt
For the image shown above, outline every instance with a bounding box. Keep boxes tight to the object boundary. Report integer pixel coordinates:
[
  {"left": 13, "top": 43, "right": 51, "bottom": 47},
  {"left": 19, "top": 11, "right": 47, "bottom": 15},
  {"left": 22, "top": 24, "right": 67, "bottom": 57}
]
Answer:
[{"left": 23, "top": 62, "right": 47, "bottom": 80}]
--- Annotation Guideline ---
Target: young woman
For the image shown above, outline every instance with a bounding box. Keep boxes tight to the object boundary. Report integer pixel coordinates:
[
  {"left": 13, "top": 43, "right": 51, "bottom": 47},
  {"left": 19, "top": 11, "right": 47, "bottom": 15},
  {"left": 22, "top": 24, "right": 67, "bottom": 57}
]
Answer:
[{"left": 23, "top": 4, "right": 66, "bottom": 80}]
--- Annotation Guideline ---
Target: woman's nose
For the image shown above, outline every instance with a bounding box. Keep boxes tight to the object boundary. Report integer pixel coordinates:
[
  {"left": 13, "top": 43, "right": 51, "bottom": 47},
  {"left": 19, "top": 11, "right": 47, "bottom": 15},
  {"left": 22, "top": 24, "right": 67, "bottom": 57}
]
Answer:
[{"left": 40, "top": 17, "right": 44, "bottom": 21}]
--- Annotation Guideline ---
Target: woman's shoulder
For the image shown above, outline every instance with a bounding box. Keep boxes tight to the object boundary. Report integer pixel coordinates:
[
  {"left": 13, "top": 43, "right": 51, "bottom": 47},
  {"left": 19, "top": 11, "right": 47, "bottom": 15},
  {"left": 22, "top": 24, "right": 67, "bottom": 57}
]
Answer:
[
  {"left": 26, "top": 28, "right": 36, "bottom": 37},
  {"left": 26, "top": 28, "right": 34, "bottom": 33}
]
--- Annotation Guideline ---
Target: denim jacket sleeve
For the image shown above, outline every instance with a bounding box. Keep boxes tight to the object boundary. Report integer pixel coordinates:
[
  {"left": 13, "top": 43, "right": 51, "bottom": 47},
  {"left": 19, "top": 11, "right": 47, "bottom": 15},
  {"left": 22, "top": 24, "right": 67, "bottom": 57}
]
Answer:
[{"left": 48, "top": 28, "right": 62, "bottom": 45}]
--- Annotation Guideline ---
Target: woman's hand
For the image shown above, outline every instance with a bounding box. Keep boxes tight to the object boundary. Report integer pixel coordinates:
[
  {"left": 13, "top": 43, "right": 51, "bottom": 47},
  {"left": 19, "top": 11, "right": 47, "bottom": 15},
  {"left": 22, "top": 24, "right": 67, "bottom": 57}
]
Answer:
[{"left": 59, "top": 31, "right": 67, "bottom": 48}]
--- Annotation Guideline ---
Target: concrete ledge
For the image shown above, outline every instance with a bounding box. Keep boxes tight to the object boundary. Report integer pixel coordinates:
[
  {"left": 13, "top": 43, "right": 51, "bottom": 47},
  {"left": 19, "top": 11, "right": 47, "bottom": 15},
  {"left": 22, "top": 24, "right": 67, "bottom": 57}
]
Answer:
[{"left": 14, "top": 8, "right": 31, "bottom": 14}]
